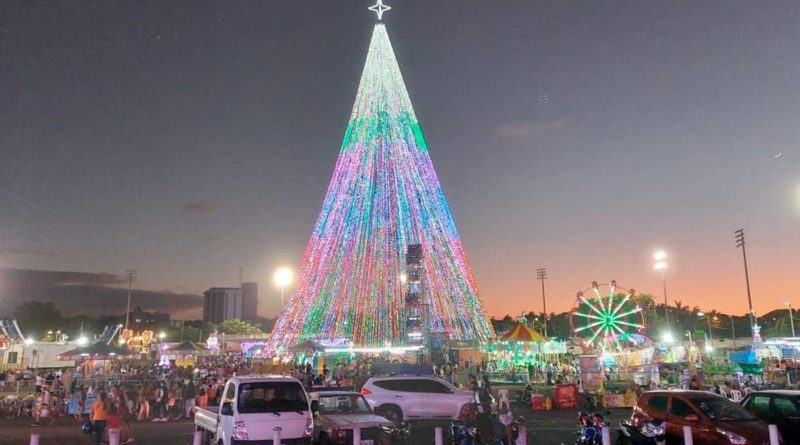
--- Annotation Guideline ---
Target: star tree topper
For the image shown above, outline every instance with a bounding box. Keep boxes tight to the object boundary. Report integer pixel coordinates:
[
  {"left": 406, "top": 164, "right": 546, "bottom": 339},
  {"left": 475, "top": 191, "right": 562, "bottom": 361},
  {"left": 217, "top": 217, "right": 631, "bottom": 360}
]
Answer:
[{"left": 368, "top": 0, "right": 391, "bottom": 20}]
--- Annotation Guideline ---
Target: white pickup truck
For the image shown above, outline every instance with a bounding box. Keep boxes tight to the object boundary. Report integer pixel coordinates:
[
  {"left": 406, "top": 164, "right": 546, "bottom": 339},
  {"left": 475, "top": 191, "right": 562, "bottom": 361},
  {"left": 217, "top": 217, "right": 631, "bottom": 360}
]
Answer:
[{"left": 195, "top": 375, "right": 314, "bottom": 445}]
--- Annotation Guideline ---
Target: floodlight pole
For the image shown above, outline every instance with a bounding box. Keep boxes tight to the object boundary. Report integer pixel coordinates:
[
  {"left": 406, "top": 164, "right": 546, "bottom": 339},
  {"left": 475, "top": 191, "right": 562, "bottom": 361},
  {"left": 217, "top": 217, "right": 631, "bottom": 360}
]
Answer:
[
  {"left": 124, "top": 270, "right": 137, "bottom": 332},
  {"left": 734, "top": 229, "right": 755, "bottom": 332},
  {"left": 536, "top": 268, "right": 547, "bottom": 337}
]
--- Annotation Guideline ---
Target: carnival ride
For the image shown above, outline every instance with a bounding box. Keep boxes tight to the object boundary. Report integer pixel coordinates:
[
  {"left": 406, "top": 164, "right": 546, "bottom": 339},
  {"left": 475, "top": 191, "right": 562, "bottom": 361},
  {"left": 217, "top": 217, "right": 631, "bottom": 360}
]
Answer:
[{"left": 570, "top": 281, "right": 648, "bottom": 353}]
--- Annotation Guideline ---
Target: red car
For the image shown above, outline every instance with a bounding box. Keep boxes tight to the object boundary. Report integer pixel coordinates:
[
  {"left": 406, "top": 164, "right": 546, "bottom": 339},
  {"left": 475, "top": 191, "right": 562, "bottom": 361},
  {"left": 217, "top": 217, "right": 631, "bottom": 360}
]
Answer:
[{"left": 631, "top": 390, "right": 777, "bottom": 444}]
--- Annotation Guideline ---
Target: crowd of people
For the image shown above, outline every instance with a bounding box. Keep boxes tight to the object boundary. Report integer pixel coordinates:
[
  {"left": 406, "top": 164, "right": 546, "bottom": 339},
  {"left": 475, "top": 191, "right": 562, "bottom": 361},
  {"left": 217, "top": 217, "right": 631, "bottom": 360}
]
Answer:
[{"left": 0, "top": 354, "right": 254, "bottom": 444}]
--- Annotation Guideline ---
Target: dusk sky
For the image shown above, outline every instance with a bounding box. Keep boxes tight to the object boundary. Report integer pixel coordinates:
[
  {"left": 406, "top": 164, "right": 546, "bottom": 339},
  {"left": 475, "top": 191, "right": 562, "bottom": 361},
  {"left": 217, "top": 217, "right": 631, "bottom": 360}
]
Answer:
[{"left": 1, "top": 1, "right": 798, "bottom": 320}]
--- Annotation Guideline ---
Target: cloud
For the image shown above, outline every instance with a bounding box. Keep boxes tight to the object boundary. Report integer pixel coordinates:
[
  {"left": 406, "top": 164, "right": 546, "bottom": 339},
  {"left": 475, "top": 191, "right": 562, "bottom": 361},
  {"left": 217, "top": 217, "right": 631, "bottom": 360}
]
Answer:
[
  {"left": 0, "top": 268, "right": 202, "bottom": 318},
  {"left": 496, "top": 119, "right": 570, "bottom": 138},
  {"left": 185, "top": 201, "right": 214, "bottom": 213}
]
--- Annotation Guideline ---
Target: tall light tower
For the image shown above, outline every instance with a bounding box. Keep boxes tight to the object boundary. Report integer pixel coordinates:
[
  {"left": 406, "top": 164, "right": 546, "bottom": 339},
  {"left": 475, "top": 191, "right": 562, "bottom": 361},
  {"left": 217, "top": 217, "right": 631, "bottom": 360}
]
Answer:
[
  {"left": 653, "top": 251, "right": 669, "bottom": 332},
  {"left": 124, "top": 269, "right": 137, "bottom": 332},
  {"left": 786, "top": 302, "right": 796, "bottom": 338},
  {"left": 734, "top": 229, "right": 755, "bottom": 332},
  {"left": 273, "top": 267, "right": 294, "bottom": 308},
  {"left": 536, "top": 268, "right": 548, "bottom": 337}
]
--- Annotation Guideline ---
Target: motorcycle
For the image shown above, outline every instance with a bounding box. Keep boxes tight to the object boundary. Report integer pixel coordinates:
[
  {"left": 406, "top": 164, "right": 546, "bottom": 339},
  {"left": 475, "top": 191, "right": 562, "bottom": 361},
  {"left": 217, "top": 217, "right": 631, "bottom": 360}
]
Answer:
[
  {"left": 507, "top": 416, "right": 525, "bottom": 445},
  {"left": 452, "top": 403, "right": 509, "bottom": 445},
  {"left": 451, "top": 420, "right": 479, "bottom": 445},
  {"left": 575, "top": 412, "right": 607, "bottom": 445},
  {"left": 382, "top": 421, "right": 412, "bottom": 444},
  {"left": 514, "top": 384, "right": 533, "bottom": 405},
  {"left": 617, "top": 419, "right": 666, "bottom": 445}
]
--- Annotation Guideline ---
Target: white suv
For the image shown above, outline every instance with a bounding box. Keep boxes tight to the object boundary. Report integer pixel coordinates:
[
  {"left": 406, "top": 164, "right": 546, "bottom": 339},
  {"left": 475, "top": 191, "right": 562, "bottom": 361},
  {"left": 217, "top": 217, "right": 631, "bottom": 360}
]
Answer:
[{"left": 360, "top": 376, "right": 475, "bottom": 423}]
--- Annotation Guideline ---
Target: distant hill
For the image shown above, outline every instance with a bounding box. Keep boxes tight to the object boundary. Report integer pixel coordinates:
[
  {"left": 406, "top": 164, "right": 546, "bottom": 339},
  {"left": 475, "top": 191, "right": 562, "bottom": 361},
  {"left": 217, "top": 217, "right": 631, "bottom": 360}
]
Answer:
[{"left": 0, "top": 268, "right": 203, "bottom": 319}]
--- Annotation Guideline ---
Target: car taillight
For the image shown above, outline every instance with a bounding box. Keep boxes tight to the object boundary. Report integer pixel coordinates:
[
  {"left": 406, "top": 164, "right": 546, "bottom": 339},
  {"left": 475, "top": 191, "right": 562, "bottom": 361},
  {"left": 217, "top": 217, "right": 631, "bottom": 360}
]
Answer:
[
  {"left": 360, "top": 388, "right": 372, "bottom": 395},
  {"left": 233, "top": 421, "right": 249, "bottom": 440}
]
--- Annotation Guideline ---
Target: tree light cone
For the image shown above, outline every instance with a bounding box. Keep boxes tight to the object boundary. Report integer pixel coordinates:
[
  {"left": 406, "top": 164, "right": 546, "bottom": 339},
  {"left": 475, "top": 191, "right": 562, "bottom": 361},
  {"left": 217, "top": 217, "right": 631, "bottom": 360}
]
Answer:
[{"left": 267, "top": 22, "right": 493, "bottom": 349}]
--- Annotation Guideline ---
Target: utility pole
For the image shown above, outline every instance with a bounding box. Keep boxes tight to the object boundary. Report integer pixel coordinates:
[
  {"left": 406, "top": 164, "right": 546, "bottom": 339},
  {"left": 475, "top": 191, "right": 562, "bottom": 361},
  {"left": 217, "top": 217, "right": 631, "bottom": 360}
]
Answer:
[
  {"left": 786, "top": 303, "right": 796, "bottom": 338},
  {"left": 124, "top": 270, "right": 137, "bottom": 333},
  {"left": 734, "top": 229, "right": 755, "bottom": 333},
  {"left": 536, "top": 268, "right": 548, "bottom": 337}
]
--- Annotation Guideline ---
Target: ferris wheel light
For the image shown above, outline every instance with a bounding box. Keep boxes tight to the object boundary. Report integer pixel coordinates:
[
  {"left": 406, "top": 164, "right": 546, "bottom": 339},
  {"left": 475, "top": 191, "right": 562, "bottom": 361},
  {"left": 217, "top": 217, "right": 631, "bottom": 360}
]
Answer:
[{"left": 572, "top": 281, "right": 645, "bottom": 353}]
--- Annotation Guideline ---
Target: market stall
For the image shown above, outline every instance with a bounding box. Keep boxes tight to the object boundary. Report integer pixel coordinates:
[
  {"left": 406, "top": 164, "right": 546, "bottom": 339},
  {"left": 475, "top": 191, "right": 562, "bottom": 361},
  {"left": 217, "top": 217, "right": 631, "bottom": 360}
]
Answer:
[{"left": 162, "top": 340, "right": 212, "bottom": 367}]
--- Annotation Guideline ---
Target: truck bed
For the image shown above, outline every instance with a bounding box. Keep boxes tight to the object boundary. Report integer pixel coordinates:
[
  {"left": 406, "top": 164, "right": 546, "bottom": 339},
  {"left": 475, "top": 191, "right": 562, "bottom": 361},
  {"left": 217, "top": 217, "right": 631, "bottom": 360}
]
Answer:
[{"left": 194, "top": 406, "right": 219, "bottom": 432}]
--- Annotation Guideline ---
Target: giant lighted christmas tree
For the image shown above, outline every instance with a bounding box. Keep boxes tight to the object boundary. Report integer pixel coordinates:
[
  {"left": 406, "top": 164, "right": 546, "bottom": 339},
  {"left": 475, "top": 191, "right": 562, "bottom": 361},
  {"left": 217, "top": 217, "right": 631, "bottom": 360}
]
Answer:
[{"left": 268, "top": 4, "right": 494, "bottom": 350}]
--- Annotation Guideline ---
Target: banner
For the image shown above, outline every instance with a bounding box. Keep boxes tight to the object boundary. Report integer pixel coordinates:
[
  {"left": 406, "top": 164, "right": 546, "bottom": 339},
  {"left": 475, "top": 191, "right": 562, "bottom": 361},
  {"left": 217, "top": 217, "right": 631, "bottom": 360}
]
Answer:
[
  {"left": 579, "top": 355, "right": 604, "bottom": 392},
  {"left": 554, "top": 383, "right": 578, "bottom": 409}
]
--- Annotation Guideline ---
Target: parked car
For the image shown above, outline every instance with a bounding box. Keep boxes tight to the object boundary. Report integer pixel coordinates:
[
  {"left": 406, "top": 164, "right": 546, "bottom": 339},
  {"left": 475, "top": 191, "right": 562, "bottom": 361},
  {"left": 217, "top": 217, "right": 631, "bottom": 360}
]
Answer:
[
  {"left": 631, "top": 390, "right": 775, "bottom": 445},
  {"left": 741, "top": 390, "right": 800, "bottom": 440},
  {"left": 195, "top": 375, "right": 314, "bottom": 445},
  {"left": 360, "top": 376, "right": 474, "bottom": 423},
  {"left": 309, "top": 391, "right": 395, "bottom": 445}
]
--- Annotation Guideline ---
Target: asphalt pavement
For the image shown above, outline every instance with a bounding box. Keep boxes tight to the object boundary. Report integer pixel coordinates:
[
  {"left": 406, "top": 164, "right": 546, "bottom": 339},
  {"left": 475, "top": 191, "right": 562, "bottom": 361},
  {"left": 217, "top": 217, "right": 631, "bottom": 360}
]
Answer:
[{"left": 0, "top": 407, "right": 632, "bottom": 445}]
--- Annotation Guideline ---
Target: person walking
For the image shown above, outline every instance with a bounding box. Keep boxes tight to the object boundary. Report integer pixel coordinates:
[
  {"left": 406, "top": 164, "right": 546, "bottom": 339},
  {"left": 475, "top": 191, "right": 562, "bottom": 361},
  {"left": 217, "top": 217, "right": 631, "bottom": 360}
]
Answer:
[
  {"left": 197, "top": 385, "right": 208, "bottom": 408},
  {"left": 89, "top": 391, "right": 110, "bottom": 445},
  {"left": 137, "top": 386, "right": 150, "bottom": 420},
  {"left": 184, "top": 380, "right": 196, "bottom": 419}
]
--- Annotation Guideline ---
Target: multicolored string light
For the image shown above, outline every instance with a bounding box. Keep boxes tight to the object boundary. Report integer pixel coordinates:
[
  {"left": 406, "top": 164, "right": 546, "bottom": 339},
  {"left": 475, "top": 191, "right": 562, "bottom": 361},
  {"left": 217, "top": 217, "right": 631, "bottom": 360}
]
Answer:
[{"left": 267, "top": 24, "right": 494, "bottom": 350}]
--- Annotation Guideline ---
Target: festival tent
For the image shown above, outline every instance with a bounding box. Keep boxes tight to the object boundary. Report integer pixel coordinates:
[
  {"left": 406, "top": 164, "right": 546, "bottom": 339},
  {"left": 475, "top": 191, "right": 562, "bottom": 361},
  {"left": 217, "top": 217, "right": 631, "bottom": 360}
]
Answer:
[
  {"left": 58, "top": 342, "right": 134, "bottom": 361},
  {"left": 499, "top": 323, "right": 547, "bottom": 342},
  {"left": 167, "top": 340, "right": 212, "bottom": 356},
  {"left": 163, "top": 340, "right": 212, "bottom": 367}
]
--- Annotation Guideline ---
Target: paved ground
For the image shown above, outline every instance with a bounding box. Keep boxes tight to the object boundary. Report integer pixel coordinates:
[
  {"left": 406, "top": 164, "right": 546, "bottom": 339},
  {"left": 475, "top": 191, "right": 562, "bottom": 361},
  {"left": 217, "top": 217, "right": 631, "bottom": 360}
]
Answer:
[{"left": 0, "top": 407, "right": 632, "bottom": 445}]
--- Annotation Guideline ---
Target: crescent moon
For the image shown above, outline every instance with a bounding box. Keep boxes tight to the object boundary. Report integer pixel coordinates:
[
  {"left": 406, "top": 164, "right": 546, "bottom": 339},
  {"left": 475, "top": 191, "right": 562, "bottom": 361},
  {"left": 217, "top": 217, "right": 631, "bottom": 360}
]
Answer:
[{"left": 773, "top": 152, "right": 783, "bottom": 158}]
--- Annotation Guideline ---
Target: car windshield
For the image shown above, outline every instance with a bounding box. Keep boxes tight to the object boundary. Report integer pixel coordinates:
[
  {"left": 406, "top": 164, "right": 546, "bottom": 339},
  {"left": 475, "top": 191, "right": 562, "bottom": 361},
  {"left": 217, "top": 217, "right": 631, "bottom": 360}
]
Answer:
[
  {"left": 237, "top": 382, "right": 308, "bottom": 414},
  {"left": 695, "top": 397, "right": 755, "bottom": 421},
  {"left": 318, "top": 394, "right": 372, "bottom": 415}
]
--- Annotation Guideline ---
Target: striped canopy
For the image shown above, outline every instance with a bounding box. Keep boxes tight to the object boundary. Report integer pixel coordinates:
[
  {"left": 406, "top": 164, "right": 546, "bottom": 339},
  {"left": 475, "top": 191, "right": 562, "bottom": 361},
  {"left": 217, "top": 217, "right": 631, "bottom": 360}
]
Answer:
[{"left": 499, "top": 323, "right": 547, "bottom": 343}]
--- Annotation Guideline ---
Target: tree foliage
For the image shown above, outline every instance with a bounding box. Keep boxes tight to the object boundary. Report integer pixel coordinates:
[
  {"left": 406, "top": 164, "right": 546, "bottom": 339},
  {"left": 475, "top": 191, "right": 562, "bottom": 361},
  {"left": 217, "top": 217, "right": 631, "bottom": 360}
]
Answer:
[
  {"left": 14, "top": 301, "right": 63, "bottom": 340},
  {"left": 214, "top": 319, "right": 264, "bottom": 335}
]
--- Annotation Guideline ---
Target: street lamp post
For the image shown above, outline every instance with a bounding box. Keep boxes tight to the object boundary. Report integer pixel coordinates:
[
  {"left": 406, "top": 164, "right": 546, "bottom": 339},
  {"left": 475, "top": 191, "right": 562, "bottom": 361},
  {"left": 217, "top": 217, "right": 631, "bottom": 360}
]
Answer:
[
  {"left": 536, "top": 268, "right": 548, "bottom": 337},
  {"left": 786, "top": 303, "right": 796, "bottom": 337},
  {"left": 728, "top": 315, "right": 737, "bottom": 349},
  {"left": 653, "top": 251, "right": 669, "bottom": 332},
  {"left": 273, "top": 267, "right": 294, "bottom": 308},
  {"left": 697, "top": 312, "right": 714, "bottom": 345}
]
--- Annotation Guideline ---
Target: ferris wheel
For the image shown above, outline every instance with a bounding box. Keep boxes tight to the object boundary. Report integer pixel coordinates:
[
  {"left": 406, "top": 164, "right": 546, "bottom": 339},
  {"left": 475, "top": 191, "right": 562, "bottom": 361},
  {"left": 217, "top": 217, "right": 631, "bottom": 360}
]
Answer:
[{"left": 570, "top": 281, "right": 647, "bottom": 352}]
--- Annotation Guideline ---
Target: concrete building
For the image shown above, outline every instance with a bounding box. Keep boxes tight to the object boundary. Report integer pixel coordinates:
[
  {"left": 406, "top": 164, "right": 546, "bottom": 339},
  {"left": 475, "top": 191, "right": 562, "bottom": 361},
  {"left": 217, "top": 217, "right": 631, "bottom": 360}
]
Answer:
[{"left": 203, "top": 282, "right": 258, "bottom": 324}]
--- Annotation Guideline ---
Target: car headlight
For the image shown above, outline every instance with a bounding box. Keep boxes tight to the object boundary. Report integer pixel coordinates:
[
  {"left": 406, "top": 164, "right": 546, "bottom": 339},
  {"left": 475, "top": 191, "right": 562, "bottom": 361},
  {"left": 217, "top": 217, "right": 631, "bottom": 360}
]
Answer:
[
  {"left": 304, "top": 419, "right": 314, "bottom": 436},
  {"left": 716, "top": 428, "right": 747, "bottom": 445},
  {"left": 233, "top": 421, "right": 249, "bottom": 440}
]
